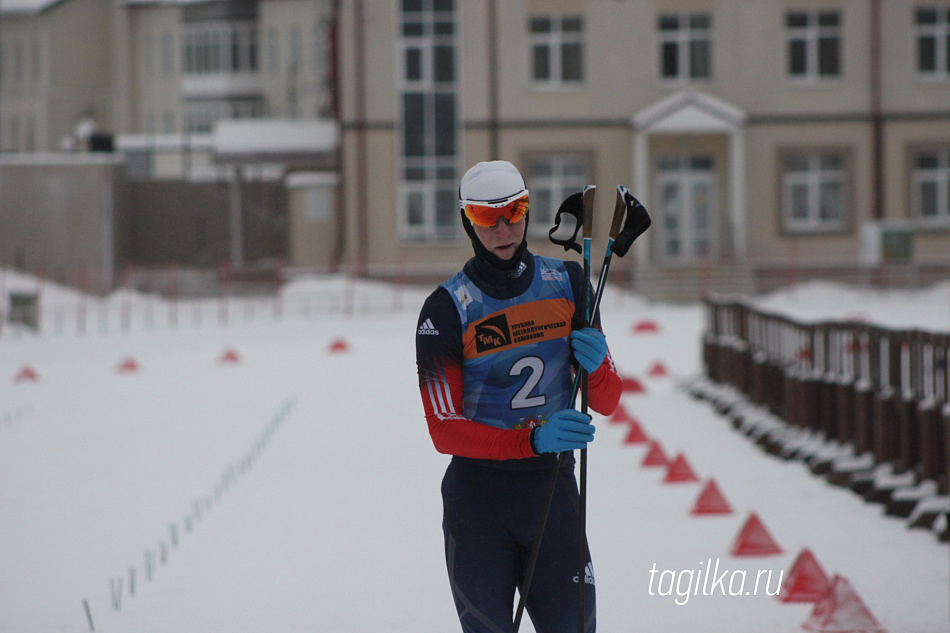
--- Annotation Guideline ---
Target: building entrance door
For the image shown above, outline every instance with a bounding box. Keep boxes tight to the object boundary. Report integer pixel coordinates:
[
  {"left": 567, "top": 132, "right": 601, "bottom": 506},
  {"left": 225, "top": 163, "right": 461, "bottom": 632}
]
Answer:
[{"left": 656, "top": 155, "right": 717, "bottom": 263}]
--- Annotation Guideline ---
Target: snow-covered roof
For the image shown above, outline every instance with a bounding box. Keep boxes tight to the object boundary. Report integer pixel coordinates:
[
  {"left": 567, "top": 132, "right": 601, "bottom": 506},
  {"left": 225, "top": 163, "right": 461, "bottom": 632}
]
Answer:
[
  {"left": 212, "top": 119, "right": 339, "bottom": 165},
  {"left": 0, "top": 0, "right": 67, "bottom": 15},
  {"left": 0, "top": 0, "right": 211, "bottom": 14}
]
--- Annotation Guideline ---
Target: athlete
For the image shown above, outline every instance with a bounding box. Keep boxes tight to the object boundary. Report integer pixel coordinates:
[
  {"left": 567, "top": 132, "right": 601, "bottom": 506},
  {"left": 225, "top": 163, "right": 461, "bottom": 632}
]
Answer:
[{"left": 415, "top": 160, "right": 622, "bottom": 633}]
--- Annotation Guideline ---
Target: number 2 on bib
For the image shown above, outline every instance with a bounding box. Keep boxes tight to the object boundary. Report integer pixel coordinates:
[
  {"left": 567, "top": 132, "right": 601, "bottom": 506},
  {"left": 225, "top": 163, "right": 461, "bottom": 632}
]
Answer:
[{"left": 509, "top": 356, "right": 546, "bottom": 409}]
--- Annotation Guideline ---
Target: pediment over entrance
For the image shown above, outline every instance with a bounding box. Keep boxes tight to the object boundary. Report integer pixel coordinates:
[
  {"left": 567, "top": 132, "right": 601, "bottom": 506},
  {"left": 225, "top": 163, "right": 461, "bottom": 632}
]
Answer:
[{"left": 633, "top": 89, "right": 746, "bottom": 134}]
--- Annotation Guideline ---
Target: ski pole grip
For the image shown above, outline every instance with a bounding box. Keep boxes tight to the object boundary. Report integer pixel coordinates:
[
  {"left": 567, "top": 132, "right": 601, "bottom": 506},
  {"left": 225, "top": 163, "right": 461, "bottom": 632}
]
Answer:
[
  {"left": 609, "top": 186, "right": 627, "bottom": 240},
  {"left": 581, "top": 185, "right": 595, "bottom": 240}
]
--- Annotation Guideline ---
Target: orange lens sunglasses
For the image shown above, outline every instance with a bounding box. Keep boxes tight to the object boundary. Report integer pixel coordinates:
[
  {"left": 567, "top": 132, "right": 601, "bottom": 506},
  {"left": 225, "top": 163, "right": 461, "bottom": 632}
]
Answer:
[{"left": 462, "top": 193, "right": 529, "bottom": 228}]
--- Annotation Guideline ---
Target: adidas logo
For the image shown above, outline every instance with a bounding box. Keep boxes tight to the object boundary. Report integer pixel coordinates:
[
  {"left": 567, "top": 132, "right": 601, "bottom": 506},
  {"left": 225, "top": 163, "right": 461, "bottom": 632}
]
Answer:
[
  {"left": 417, "top": 318, "right": 440, "bottom": 336},
  {"left": 573, "top": 562, "right": 596, "bottom": 586}
]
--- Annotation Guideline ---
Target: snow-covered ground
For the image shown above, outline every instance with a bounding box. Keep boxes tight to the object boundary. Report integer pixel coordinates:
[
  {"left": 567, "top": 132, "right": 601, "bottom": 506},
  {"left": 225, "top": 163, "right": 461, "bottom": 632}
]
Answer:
[{"left": 0, "top": 269, "right": 947, "bottom": 633}]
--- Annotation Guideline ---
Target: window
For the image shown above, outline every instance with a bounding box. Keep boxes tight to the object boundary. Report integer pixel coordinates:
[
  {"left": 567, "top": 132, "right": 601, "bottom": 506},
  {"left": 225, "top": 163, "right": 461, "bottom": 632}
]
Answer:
[
  {"left": 658, "top": 13, "right": 712, "bottom": 81},
  {"left": 915, "top": 7, "right": 950, "bottom": 78},
  {"left": 31, "top": 38, "right": 40, "bottom": 83},
  {"left": 786, "top": 10, "right": 841, "bottom": 80},
  {"left": 182, "top": 24, "right": 257, "bottom": 76},
  {"left": 529, "top": 15, "right": 584, "bottom": 86},
  {"left": 526, "top": 156, "right": 589, "bottom": 237},
  {"left": 313, "top": 20, "right": 330, "bottom": 90},
  {"left": 9, "top": 115, "right": 20, "bottom": 151},
  {"left": 267, "top": 28, "right": 280, "bottom": 74},
  {"left": 399, "top": 0, "right": 459, "bottom": 242},
  {"left": 145, "top": 33, "right": 155, "bottom": 79},
  {"left": 782, "top": 151, "right": 847, "bottom": 232},
  {"left": 912, "top": 150, "right": 950, "bottom": 225},
  {"left": 14, "top": 40, "right": 23, "bottom": 82},
  {"left": 162, "top": 32, "right": 174, "bottom": 78},
  {"left": 289, "top": 25, "right": 303, "bottom": 73}
]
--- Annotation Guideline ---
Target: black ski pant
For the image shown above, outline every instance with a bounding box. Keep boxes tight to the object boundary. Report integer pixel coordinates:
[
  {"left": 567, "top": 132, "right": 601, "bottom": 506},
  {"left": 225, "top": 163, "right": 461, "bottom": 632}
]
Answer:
[{"left": 441, "top": 457, "right": 596, "bottom": 633}]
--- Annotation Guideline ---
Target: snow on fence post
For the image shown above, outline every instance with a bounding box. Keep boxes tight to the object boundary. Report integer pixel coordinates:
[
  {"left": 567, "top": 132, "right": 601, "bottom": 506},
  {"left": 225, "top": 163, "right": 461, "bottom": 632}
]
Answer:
[
  {"left": 343, "top": 259, "right": 356, "bottom": 316},
  {"left": 273, "top": 259, "right": 284, "bottom": 320},
  {"left": 219, "top": 260, "right": 230, "bottom": 326},
  {"left": 77, "top": 264, "right": 88, "bottom": 335},
  {"left": 168, "top": 262, "right": 179, "bottom": 328},
  {"left": 121, "top": 262, "right": 133, "bottom": 333}
]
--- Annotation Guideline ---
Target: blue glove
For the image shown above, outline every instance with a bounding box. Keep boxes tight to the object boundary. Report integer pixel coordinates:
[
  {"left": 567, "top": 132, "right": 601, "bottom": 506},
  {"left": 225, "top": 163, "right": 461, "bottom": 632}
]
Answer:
[
  {"left": 571, "top": 327, "right": 607, "bottom": 374},
  {"left": 532, "top": 409, "right": 595, "bottom": 454}
]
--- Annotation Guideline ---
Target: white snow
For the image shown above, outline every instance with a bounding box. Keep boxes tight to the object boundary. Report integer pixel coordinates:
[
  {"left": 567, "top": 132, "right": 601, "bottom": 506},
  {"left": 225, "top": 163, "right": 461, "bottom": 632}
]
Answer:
[{"left": 0, "top": 271, "right": 947, "bottom": 633}]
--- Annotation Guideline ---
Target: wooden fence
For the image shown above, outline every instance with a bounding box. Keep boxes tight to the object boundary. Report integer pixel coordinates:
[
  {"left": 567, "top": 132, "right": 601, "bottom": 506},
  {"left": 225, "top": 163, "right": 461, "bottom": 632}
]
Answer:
[{"left": 701, "top": 298, "right": 949, "bottom": 513}]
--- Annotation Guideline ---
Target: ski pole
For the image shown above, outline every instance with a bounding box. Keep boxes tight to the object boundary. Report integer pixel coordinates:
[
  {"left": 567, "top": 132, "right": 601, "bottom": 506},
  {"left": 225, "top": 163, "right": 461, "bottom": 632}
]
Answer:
[
  {"left": 577, "top": 184, "right": 594, "bottom": 633},
  {"left": 513, "top": 186, "right": 650, "bottom": 633},
  {"left": 512, "top": 185, "right": 595, "bottom": 633}
]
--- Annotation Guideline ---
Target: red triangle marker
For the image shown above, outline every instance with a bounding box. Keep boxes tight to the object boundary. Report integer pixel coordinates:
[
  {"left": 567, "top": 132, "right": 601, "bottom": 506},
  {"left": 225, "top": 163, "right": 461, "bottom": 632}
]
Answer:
[
  {"left": 632, "top": 319, "right": 660, "bottom": 334},
  {"left": 610, "top": 403, "right": 634, "bottom": 424},
  {"left": 779, "top": 548, "right": 831, "bottom": 603},
  {"left": 622, "top": 376, "right": 646, "bottom": 393},
  {"left": 690, "top": 479, "right": 733, "bottom": 515},
  {"left": 13, "top": 365, "right": 39, "bottom": 383},
  {"left": 328, "top": 338, "right": 350, "bottom": 354},
  {"left": 730, "top": 512, "right": 783, "bottom": 556},
  {"left": 802, "top": 575, "right": 886, "bottom": 633},
  {"left": 647, "top": 361, "right": 668, "bottom": 377},
  {"left": 663, "top": 453, "right": 700, "bottom": 483},
  {"left": 641, "top": 440, "right": 668, "bottom": 467},
  {"left": 623, "top": 420, "right": 649, "bottom": 444},
  {"left": 116, "top": 357, "right": 140, "bottom": 374},
  {"left": 219, "top": 348, "right": 241, "bottom": 364}
]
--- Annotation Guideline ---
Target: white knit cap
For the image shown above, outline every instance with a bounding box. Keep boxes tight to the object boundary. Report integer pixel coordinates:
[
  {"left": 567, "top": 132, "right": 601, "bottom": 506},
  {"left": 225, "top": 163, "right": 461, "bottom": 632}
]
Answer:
[{"left": 459, "top": 160, "right": 527, "bottom": 204}]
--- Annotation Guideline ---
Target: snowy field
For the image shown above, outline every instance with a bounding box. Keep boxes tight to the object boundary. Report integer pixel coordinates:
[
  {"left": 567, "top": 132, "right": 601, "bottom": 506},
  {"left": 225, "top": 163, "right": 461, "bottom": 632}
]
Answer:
[{"left": 0, "top": 269, "right": 948, "bottom": 633}]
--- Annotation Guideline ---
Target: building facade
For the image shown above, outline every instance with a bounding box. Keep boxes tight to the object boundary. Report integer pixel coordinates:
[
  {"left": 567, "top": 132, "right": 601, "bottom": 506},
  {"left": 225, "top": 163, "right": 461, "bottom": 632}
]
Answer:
[
  {"left": 0, "top": 0, "right": 947, "bottom": 297},
  {"left": 335, "top": 0, "right": 950, "bottom": 295}
]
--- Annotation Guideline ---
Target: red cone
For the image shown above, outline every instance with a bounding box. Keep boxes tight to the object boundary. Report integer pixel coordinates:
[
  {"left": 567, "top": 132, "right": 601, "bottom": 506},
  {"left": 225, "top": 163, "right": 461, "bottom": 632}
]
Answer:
[
  {"left": 690, "top": 479, "right": 733, "bottom": 515},
  {"left": 663, "top": 453, "right": 700, "bottom": 483},
  {"left": 632, "top": 319, "right": 660, "bottom": 334},
  {"left": 730, "top": 512, "right": 783, "bottom": 556},
  {"left": 641, "top": 440, "right": 668, "bottom": 467},
  {"left": 779, "top": 548, "right": 831, "bottom": 603},
  {"left": 623, "top": 420, "right": 649, "bottom": 444},
  {"left": 219, "top": 348, "right": 241, "bottom": 364},
  {"left": 622, "top": 375, "right": 646, "bottom": 393},
  {"left": 328, "top": 338, "right": 350, "bottom": 354},
  {"left": 647, "top": 361, "right": 668, "bottom": 377},
  {"left": 802, "top": 575, "right": 886, "bottom": 633},
  {"left": 610, "top": 403, "right": 634, "bottom": 424},
  {"left": 13, "top": 365, "right": 39, "bottom": 383},
  {"left": 116, "top": 357, "right": 140, "bottom": 374}
]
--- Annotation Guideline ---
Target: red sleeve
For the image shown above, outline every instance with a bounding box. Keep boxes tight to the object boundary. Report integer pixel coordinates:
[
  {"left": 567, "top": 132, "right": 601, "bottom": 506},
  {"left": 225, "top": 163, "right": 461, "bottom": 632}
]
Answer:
[
  {"left": 418, "top": 355, "right": 536, "bottom": 460},
  {"left": 587, "top": 346, "right": 622, "bottom": 417},
  {"left": 416, "top": 289, "right": 537, "bottom": 461}
]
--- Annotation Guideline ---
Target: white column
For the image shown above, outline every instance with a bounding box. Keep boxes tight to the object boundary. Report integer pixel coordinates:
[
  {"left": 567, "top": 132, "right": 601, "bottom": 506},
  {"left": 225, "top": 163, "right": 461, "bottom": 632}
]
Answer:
[
  {"left": 633, "top": 128, "right": 651, "bottom": 265},
  {"left": 229, "top": 167, "right": 244, "bottom": 268},
  {"left": 729, "top": 128, "right": 747, "bottom": 260}
]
